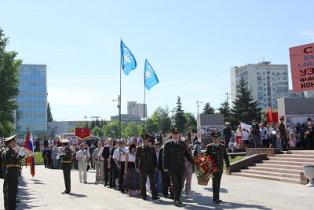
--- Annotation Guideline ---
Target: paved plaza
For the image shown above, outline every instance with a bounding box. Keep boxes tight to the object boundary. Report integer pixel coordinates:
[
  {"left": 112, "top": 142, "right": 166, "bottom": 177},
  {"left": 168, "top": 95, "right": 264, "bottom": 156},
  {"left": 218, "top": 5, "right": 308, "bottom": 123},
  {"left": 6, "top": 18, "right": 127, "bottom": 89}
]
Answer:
[{"left": 0, "top": 165, "right": 313, "bottom": 210}]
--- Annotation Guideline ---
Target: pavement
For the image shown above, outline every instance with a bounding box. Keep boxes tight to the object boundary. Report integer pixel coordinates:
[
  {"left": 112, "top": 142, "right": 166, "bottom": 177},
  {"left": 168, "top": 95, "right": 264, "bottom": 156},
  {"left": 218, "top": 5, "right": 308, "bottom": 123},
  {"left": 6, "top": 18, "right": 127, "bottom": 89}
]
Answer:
[{"left": 0, "top": 165, "right": 313, "bottom": 210}]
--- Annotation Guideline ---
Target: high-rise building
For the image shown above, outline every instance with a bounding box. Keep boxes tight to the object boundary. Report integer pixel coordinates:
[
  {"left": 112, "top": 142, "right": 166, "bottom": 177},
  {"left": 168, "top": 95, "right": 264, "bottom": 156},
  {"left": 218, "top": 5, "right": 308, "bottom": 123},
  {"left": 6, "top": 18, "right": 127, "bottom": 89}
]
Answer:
[
  {"left": 16, "top": 64, "right": 47, "bottom": 136},
  {"left": 127, "top": 101, "right": 147, "bottom": 119},
  {"left": 230, "top": 61, "right": 289, "bottom": 110}
]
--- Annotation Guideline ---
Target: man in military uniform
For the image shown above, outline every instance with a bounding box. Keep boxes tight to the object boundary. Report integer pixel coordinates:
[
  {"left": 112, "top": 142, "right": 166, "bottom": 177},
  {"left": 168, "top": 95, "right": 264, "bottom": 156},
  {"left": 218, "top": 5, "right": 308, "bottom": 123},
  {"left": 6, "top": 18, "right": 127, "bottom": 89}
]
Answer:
[
  {"left": 2, "top": 135, "right": 25, "bottom": 210},
  {"left": 135, "top": 134, "right": 159, "bottom": 200},
  {"left": 59, "top": 138, "right": 72, "bottom": 194},
  {"left": 278, "top": 117, "right": 288, "bottom": 151},
  {"left": 205, "top": 131, "right": 230, "bottom": 204},
  {"left": 163, "top": 128, "right": 193, "bottom": 207}
]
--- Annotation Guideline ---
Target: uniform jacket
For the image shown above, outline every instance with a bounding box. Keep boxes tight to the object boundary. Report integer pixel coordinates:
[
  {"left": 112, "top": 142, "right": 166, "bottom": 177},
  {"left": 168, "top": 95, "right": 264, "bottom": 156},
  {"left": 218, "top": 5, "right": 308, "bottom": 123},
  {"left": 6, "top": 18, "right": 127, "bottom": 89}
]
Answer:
[
  {"left": 135, "top": 145, "right": 157, "bottom": 172},
  {"left": 205, "top": 143, "right": 230, "bottom": 173},
  {"left": 163, "top": 140, "right": 193, "bottom": 173}
]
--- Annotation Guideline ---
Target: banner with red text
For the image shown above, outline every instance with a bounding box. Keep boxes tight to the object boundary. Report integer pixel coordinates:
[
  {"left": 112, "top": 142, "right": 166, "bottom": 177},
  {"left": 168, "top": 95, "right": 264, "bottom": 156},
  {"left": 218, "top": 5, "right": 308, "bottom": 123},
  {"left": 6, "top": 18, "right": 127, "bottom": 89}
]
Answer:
[{"left": 289, "top": 43, "right": 314, "bottom": 91}]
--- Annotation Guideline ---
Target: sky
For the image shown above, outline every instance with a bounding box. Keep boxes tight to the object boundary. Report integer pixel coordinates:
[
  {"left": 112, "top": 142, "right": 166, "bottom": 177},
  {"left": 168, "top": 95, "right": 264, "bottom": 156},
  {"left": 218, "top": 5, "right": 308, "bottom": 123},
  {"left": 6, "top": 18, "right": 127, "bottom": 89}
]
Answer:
[{"left": 1, "top": 0, "right": 314, "bottom": 121}]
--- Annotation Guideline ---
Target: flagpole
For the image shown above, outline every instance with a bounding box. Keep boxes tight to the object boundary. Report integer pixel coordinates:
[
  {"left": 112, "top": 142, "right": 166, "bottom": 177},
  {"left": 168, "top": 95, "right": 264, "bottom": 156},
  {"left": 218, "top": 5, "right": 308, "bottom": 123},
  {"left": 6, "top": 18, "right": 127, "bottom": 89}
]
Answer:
[
  {"left": 119, "top": 64, "right": 122, "bottom": 141},
  {"left": 143, "top": 71, "right": 146, "bottom": 130}
]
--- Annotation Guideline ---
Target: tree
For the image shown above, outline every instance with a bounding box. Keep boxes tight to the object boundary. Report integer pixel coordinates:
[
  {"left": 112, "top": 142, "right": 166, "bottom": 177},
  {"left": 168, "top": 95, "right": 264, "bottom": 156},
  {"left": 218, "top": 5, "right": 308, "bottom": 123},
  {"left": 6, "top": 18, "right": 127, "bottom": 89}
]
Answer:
[
  {"left": 123, "top": 122, "right": 141, "bottom": 137},
  {"left": 0, "top": 28, "right": 22, "bottom": 137},
  {"left": 47, "top": 102, "right": 53, "bottom": 122},
  {"left": 184, "top": 113, "right": 197, "bottom": 132},
  {"left": 231, "top": 77, "right": 261, "bottom": 125},
  {"left": 103, "top": 120, "right": 120, "bottom": 138},
  {"left": 145, "top": 118, "right": 158, "bottom": 134},
  {"left": 90, "top": 120, "right": 96, "bottom": 129},
  {"left": 150, "top": 107, "right": 171, "bottom": 134},
  {"left": 218, "top": 100, "right": 232, "bottom": 123},
  {"left": 202, "top": 102, "right": 215, "bottom": 114},
  {"left": 92, "top": 126, "right": 103, "bottom": 137},
  {"left": 174, "top": 96, "right": 186, "bottom": 133}
]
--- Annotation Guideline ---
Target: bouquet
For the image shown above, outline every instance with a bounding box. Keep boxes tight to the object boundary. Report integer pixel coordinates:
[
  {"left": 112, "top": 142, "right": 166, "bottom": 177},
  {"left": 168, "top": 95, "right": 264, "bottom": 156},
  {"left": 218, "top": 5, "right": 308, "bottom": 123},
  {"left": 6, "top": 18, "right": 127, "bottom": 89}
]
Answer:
[{"left": 194, "top": 155, "right": 218, "bottom": 185}]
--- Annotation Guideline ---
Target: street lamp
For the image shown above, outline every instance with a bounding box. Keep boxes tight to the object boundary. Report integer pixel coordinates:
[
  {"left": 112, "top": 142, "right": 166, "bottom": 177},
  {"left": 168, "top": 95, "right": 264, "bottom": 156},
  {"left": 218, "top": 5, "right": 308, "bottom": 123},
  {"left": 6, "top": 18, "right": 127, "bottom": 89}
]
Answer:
[{"left": 196, "top": 100, "right": 204, "bottom": 116}]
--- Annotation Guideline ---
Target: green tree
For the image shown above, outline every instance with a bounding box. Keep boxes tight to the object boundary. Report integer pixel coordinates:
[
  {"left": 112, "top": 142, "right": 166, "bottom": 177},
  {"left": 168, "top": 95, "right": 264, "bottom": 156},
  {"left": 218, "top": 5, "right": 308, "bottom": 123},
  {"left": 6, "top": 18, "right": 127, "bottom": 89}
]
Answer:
[
  {"left": 103, "top": 120, "right": 120, "bottom": 138},
  {"left": 123, "top": 122, "right": 141, "bottom": 137},
  {"left": 202, "top": 102, "right": 215, "bottom": 114},
  {"left": 0, "top": 28, "right": 22, "bottom": 137},
  {"left": 47, "top": 102, "right": 53, "bottom": 122},
  {"left": 92, "top": 126, "right": 103, "bottom": 137},
  {"left": 145, "top": 118, "right": 158, "bottom": 134},
  {"left": 231, "top": 77, "right": 261, "bottom": 125},
  {"left": 90, "top": 120, "right": 96, "bottom": 129},
  {"left": 184, "top": 112, "right": 197, "bottom": 132},
  {"left": 174, "top": 96, "right": 186, "bottom": 133},
  {"left": 150, "top": 107, "right": 171, "bottom": 133},
  {"left": 218, "top": 100, "right": 232, "bottom": 123}
]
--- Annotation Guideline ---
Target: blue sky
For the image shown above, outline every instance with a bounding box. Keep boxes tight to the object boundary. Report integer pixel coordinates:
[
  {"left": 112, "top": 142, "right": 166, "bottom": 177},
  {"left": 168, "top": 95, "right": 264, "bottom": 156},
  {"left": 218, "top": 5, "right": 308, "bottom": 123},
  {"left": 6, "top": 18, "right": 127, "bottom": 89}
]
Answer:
[{"left": 1, "top": 0, "right": 314, "bottom": 121}]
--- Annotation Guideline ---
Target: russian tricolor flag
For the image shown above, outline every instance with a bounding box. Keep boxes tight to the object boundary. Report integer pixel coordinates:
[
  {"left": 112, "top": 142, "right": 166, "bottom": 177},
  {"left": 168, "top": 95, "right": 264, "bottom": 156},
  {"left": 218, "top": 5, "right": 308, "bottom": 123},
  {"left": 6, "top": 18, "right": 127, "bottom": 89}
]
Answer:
[{"left": 24, "top": 130, "right": 35, "bottom": 177}]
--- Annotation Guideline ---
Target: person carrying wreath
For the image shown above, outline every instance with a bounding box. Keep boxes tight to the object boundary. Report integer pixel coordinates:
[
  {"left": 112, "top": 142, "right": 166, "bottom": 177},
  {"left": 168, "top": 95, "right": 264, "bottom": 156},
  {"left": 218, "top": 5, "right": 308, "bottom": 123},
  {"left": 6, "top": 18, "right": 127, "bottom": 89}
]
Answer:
[{"left": 205, "top": 131, "right": 230, "bottom": 204}]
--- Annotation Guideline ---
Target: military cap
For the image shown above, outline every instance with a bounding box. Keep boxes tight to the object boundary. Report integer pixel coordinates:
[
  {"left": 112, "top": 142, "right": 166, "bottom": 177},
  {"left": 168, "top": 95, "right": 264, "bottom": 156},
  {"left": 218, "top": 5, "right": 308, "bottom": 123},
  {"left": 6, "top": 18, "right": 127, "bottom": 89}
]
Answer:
[
  {"left": 141, "top": 133, "right": 151, "bottom": 140},
  {"left": 171, "top": 128, "right": 179, "bottom": 134},
  {"left": 211, "top": 131, "right": 220, "bottom": 138},
  {"left": 4, "top": 135, "right": 16, "bottom": 142}
]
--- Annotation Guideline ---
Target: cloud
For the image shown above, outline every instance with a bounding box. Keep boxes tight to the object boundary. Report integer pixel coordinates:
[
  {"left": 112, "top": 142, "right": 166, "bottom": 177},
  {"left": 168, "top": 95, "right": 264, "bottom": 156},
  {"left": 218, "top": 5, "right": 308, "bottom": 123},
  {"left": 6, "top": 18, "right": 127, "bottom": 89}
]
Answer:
[{"left": 300, "top": 30, "right": 314, "bottom": 39}]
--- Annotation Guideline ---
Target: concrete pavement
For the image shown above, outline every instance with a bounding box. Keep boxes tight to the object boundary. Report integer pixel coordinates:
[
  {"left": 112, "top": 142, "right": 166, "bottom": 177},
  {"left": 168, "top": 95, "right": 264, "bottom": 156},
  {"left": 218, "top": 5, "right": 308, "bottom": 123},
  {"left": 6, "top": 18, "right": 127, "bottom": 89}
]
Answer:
[{"left": 0, "top": 165, "right": 313, "bottom": 210}]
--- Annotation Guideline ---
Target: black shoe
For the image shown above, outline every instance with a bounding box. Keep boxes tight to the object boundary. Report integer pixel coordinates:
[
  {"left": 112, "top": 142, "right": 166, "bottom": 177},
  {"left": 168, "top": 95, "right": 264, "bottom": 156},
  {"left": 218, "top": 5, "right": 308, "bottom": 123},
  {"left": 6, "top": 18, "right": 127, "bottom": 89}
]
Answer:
[
  {"left": 174, "top": 200, "right": 183, "bottom": 207},
  {"left": 142, "top": 196, "right": 147, "bottom": 200},
  {"left": 62, "top": 191, "right": 70, "bottom": 194},
  {"left": 163, "top": 194, "right": 168, "bottom": 198},
  {"left": 213, "top": 199, "right": 222, "bottom": 204},
  {"left": 152, "top": 196, "right": 160, "bottom": 200}
]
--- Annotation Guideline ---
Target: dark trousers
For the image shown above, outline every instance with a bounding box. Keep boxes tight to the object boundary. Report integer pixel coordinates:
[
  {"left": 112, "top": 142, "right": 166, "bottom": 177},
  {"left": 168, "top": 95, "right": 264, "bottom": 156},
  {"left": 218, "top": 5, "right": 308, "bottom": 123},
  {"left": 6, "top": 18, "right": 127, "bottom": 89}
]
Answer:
[
  {"left": 161, "top": 170, "right": 172, "bottom": 197},
  {"left": 118, "top": 162, "right": 125, "bottom": 192},
  {"left": 62, "top": 164, "right": 71, "bottom": 193},
  {"left": 169, "top": 171, "right": 184, "bottom": 201},
  {"left": 104, "top": 161, "right": 109, "bottom": 186},
  {"left": 212, "top": 172, "right": 222, "bottom": 201},
  {"left": 262, "top": 139, "right": 269, "bottom": 148},
  {"left": 281, "top": 137, "right": 288, "bottom": 151},
  {"left": 109, "top": 163, "right": 117, "bottom": 188},
  {"left": 3, "top": 171, "right": 18, "bottom": 210},
  {"left": 140, "top": 170, "right": 157, "bottom": 198}
]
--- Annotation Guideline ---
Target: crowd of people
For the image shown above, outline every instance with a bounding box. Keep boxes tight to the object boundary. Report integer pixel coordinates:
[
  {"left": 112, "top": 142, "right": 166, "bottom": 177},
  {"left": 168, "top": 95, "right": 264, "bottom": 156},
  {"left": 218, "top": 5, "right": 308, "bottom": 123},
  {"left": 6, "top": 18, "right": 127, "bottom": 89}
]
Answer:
[
  {"left": 36, "top": 126, "right": 231, "bottom": 207},
  {"left": 223, "top": 117, "right": 314, "bottom": 152}
]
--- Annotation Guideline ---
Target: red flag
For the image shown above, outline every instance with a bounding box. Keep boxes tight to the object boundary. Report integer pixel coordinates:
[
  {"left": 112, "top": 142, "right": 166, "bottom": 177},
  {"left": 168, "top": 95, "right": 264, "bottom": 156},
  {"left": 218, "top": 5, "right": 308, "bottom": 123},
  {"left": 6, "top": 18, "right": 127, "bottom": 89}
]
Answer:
[
  {"left": 75, "top": 128, "right": 91, "bottom": 139},
  {"left": 24, "top": 130, "right": 35, "bottom": 177},
  {"left": 266, "top": 108, "right": 273, "bottom": 123}
]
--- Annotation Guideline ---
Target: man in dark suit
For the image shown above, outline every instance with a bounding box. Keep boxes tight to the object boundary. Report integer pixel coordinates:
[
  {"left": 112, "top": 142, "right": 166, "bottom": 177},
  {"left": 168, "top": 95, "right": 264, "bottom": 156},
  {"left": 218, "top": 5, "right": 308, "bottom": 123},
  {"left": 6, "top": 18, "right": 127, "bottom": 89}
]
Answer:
[
  {"left": 101, "top": 140, "right": 111, "bottom": 186},
  {"left": 163, "top": 128, "right": 193, "bottom": 207},
  {"left": 205, "top": 131, "right": 230, "bottom": 204},
  {"left": 135, "top": 134, "right": 159, "bottom": 200},
  {"left": 158, "top": 144, "right": 172, "bottom": 198}
]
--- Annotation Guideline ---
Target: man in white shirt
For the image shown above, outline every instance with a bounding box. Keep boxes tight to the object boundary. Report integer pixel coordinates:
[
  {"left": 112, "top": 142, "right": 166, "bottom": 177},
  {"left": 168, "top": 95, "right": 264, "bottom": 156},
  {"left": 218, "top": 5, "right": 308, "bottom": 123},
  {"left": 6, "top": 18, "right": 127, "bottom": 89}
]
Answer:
[
  {"left": 76, "top": 143, "right": 90, "bottom": 183},
  {"left": 112, "top": 140, "right": 127, "bottom": 192}
]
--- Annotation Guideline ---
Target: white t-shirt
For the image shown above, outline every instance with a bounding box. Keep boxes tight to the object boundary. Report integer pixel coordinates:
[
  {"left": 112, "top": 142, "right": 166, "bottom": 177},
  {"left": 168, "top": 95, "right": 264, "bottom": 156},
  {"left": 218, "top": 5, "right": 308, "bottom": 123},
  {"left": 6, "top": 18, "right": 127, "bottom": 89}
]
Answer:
[
  {"left": 242, "top": 130, "right": 249, "bottom": 141},
  {"left": 127, "top": 153, "right": 136, "bottom": 162},
  {"left": 113, "top": 147, "right": 127, "bottom": 162}
]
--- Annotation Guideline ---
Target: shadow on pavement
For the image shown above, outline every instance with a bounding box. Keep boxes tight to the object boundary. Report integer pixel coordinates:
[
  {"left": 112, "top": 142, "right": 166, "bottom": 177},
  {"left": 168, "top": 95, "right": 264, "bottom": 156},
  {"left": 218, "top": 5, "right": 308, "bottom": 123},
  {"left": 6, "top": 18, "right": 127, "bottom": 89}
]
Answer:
[
  {"left": 17, "top": 177, "right": 47, "bottom": 210},
  {"left": 69, "top": 192, "right": 87, "bottom": 198},
  {"left": 182, "top": 191, "right": 272, "bottom": 210},
  {"left": 204, "top": 187, "right": 229, "bottom": 193}
]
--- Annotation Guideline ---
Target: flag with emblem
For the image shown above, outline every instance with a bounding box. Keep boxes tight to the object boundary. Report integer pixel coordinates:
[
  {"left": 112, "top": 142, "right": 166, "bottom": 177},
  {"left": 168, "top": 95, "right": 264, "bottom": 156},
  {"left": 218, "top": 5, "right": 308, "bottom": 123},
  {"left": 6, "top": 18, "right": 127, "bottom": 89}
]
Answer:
[
  {"left": 144, "top": 59, "right": 159, "bottom": 90},
  {"left": 120, "top": 40, "right": 137, "bottom": 75}
]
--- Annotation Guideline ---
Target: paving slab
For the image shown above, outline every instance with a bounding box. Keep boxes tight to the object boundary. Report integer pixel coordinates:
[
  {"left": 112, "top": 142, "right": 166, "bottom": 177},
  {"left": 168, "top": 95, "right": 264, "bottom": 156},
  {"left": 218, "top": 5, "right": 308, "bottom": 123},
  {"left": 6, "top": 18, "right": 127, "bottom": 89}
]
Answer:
[{"left": 0, "top": 165, "right": 313, "bottom": 210}]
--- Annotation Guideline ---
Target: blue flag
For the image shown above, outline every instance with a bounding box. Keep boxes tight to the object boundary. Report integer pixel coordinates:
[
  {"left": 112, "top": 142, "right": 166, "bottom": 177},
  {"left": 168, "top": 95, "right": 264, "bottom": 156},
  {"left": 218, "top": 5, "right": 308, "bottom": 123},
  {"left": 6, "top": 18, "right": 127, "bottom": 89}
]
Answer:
[
  {"left": 120, "top": 40, "right": 137, "bottom": 75},
  {"left": 144, "top": 59, "right": 159, "bottom": 90}
]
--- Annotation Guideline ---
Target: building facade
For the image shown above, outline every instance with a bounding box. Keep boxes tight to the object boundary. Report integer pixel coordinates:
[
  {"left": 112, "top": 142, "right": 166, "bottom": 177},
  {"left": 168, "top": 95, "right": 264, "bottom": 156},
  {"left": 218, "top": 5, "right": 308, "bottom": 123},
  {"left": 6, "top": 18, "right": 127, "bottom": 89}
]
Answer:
[
  {"left": 230, "top": 61, "right": 289, "bottom": 110},
  {"left": 16, "top": 64, "right": 47, "bottom": 136},
  {"left": 127, "top": 101, "right": 147, "bottom": 119}
]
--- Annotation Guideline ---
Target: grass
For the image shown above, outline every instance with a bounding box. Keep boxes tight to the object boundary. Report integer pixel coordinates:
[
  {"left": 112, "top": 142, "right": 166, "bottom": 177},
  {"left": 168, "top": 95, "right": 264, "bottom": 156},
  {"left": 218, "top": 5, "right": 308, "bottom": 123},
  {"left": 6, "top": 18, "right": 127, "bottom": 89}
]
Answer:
[
  {"left": 229, "top": 155, "right": 245, "bottom": 164},
  {"left": 34, "top": 152, "right": 44, "bottom": 164}
]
